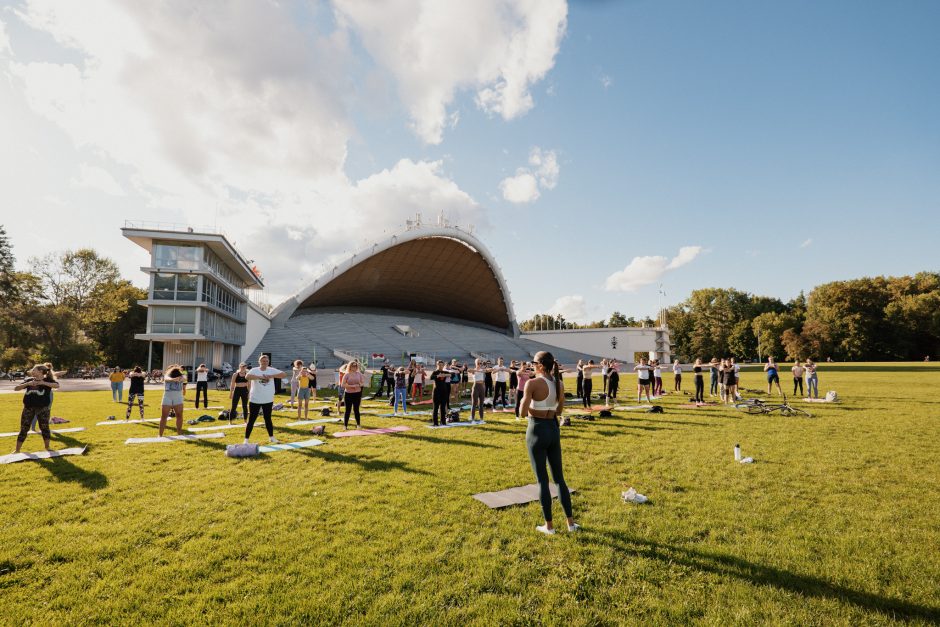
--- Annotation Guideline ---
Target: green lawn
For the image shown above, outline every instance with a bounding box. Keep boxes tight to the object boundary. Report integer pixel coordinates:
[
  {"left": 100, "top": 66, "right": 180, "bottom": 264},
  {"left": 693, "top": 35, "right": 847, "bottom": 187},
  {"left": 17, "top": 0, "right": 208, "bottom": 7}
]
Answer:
[{"left": 1, "top": 363, "right": 939, "bottom": 625}]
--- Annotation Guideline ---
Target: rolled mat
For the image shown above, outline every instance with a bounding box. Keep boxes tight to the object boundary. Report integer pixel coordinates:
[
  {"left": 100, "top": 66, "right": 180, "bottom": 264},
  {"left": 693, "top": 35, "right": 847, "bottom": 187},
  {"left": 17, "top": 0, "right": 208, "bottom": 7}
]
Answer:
[
  {"left": 0, "top": 446, "right": 88, "bottom": 464},
  {"left": 125, "top": 433, "right": 226, "bottom": 444},
  {"left": 472, "top": 483, "right": 576, "bottom": 509},
  {"left": 333, "top": 426, "right": 411, "bottom": 438},
  {"left": 258, "top": 438, "right": 325, "bottom": 453},
  {"left": 377, "top": 411, "right": 431, "bottom": 417},
  {"left": 0, "top": 427, "right": 87, "bottom": 438}
]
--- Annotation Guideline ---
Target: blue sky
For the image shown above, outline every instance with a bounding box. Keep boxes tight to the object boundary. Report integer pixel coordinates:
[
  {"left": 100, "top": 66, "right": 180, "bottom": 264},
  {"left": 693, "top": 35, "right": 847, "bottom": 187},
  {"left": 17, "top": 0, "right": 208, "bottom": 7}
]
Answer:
[{"left": 1, "top": 0, "right": 937, "bottom": 323}]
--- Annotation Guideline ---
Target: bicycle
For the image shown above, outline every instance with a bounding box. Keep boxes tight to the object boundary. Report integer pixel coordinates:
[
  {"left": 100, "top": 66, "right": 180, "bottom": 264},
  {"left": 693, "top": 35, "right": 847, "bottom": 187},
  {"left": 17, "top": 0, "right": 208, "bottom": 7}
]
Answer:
[{"left": 738, "top": 394, "right": 812, "bottom": 417}]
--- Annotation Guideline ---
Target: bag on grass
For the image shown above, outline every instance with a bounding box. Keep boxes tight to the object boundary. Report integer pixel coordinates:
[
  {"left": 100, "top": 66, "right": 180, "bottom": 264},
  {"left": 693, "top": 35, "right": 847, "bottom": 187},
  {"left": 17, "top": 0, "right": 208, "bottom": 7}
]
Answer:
[
  {"left": 825, "top": 390, "right": 838, "bottom": 402},
  {"left": 311, "top": 425, "right": 326, "bottom": 435},
  {"left": 447, "top": 409, "right": 461, "bottom": 423},
  {"left": 599, "top": 409, "right": 613, "bottom": 418},
  {"left": 320, "top": 407, "right": 332, "bottom": 416},
  {"left": 272, "top": 403, "right": 285, "bottom": 411},
  {"left": 561, "top": 416, "right": 571, "bottom": 426},
  {"left": 197, "top": 414, "right": 215, "bottom": 423},
  {"left": 646, "top": 405, "right": 664, "bottom": 414},
  {"left": 218, "top": 410, "right": 230, "bottom": 421}
]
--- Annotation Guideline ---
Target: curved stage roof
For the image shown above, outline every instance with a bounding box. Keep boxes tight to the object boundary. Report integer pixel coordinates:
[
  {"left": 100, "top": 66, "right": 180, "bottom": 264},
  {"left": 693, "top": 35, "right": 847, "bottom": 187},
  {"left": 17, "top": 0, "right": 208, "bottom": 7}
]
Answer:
[{"left": 271, "top": 228, "right": 517, "bottom": 333}]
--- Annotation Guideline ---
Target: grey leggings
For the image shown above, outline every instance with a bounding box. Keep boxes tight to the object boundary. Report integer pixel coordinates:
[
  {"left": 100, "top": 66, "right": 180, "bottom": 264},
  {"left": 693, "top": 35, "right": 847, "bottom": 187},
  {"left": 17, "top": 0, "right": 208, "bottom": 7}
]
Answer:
[
  {"left": 470, "top": 381, "right": 485, "bottom": 421},
  {"left": 525, "top": 418, "right": 573, "bottom": 522}
]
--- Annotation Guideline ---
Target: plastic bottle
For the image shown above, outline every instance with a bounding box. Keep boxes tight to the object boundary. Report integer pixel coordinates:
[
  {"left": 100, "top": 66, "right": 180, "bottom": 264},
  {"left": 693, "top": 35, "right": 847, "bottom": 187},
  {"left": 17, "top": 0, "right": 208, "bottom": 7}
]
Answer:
[{"left": 734, "top": 443, "right": 741, "bottom": 461}]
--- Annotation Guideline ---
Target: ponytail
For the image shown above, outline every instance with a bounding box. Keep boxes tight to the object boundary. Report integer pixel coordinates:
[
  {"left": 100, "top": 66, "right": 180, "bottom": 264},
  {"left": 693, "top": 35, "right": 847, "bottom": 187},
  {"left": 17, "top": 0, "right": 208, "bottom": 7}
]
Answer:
[{"left": 551, "top": 360, "right": 563, "bottom": 401}]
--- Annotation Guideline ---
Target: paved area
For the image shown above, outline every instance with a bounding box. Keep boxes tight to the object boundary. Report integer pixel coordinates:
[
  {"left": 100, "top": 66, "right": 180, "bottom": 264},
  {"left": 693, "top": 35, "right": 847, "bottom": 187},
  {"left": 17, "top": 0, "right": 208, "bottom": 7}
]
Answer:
[{"left": 0, "top": 379, "right": 169, "bottom": 394}]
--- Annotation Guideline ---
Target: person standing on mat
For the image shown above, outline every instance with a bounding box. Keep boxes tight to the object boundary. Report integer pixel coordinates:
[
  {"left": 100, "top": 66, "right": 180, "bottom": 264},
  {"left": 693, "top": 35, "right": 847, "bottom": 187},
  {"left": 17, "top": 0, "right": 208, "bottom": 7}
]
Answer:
[
  {"left": 194, "top": 363, "right": 209, "bottom": 408},
  {"left": 520, "top": 351, "right": 578, "bottom": 535},
  {"left": 483, "top": 361, "right": 494, "bottom": 399},
  {"left": 607, "top": 361, "right": 620, "bottom": 401},
  {"left": 411, "top": 363, "right": 426, "bottom": 402},
  {"left": 601, "top": 359, "right": 609, "bottom": 398},
  {"left": 580, "top": 360, "right": 598, "bottom": 409},
  {"left": 469, "top": 358, "right": 491, "bottom": 422},
  {"left": 288, "top": 359, "right": 304, "bottom": 409},
  {"left": 509, "top": 360, "right": 520, "bottom": 408},
  {"left": 635, "top": 358, "right": 653, "bottom": 403},
  {"left": 575, "top": 359, "right": 584, "bottom": 400},
  {"left": 493, "top": 357, "right": 510, "bottom": 407},
  {"left": 693, "top": 359, "right": 705, "bottom": 403},
  {"left": 296, "top": 366, "right": 312, "bottom": 420},
  {"left": 672, "top": 359, "right": 682, "bottom": 392},
  {"left": 792, "top": 360, "right": 804, "bottom": 396},
  {"left": 805, "top": 359, "right": 819, "bottom": 398},
  {"left": 652, "top": 360, "right": 663, "bottom": 396},
  {"left": 13, "top": 364, "right": 59, "bottom": 454},
  {"left": 341, "top": 361, "right": 365, "bottom": 429},
  {"left": 307, "top": 362, "right": 318, "bottom": 402},
  {"left": 229, "top": 362, "right": 249, "bottom": 421},
  {"left": 515, "top": 362, "right": 533, "bottom": 419},
  {"left": 709, "top": 358, "right": 720, "bottom": 397},
  {"left": 764, "top": 356, "right": 783, "bottom": 396},
  {"left": 430, "top": 360, "right": 451, "bottom": 426},
  {"left": 243, "top": 355, "right": 286, "bottom": 444},
  {"left": 392, "top": 366, "right": 409, "bottom": 415},
  {"left": 109, "top": 367, "right": 125, "bottom": 402},
  {"left": 159, "top": 365, "right": 186, "bottom": 437},
  {"left": 125, "top": 366, "right": 146, "bottom": 420}
]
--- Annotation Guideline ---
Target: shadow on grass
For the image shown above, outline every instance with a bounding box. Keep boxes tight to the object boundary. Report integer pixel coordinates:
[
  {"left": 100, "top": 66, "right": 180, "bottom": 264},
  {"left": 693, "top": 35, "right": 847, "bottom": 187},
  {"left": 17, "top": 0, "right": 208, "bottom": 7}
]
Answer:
[
  {"left": 395, "top": 432, "right": 498, "bottom": 449},
  {"left": 32, "top": 433, "right": 108, "bottom": 491},
  {"left": 294, "top": 447, "right": 432, "bottom": 475},
  {"left": 588, "top": 529, "right": 940, "bottom": 622}
]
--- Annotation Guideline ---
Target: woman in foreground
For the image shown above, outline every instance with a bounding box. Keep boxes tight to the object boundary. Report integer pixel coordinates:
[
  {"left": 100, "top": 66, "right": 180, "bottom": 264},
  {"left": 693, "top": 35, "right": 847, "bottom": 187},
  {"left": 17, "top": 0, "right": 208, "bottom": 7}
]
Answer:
[
  {"left": 519, "top": 351, "right": 578, "bottom": 535},
  {"left": 13, "top": 364, "right": 59, "bottom": 453},
  {"left": 159, "top": 365, "right": 187, "bottom": 437}
]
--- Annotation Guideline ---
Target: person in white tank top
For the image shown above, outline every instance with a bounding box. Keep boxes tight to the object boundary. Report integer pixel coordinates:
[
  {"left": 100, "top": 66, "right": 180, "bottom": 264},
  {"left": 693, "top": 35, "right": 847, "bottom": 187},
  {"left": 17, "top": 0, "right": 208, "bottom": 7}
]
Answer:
[{"left": 520, "top": 351, "right": 578, "bottom": 535}]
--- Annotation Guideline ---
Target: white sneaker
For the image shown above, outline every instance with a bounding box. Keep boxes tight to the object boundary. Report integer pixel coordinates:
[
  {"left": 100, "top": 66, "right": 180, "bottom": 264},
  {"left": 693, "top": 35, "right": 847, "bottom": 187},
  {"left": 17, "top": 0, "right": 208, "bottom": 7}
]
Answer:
[
  {"left": 269, "top": 436, "right": 279, "bottom": 444},
  {"left": 567, "top": 523, "right": 581, "bottom": 532},
  {"left": 243, "top": 438, "right": 249, "bottom": 445},
  {"left": 535, "top": 524, "right": 555, "bottom": 535}
]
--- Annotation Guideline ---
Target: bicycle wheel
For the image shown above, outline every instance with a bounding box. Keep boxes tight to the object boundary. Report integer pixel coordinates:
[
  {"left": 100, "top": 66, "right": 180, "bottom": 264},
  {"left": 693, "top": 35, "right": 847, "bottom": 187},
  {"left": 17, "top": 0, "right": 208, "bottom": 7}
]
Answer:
[
  {"left": 788, "top": 406, "right": 812, "bottom": 418},
  {"left": 746, "top": 404, "right": 766, "bottom": 415}
]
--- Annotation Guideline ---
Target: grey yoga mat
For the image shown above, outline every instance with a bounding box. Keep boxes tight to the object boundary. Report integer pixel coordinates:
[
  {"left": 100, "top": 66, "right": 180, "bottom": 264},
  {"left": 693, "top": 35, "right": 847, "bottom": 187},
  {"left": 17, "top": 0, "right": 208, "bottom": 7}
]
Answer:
[
  {"left": 0, "top": 446, "right": 88, "bottom": 464},
  {"left": 125, "top": 433, "right": 225, "bottom": 444},
  {"left": 472, "top": 483, "right": 576, "bottom": 509},
  {"left": 0, "top": 427, "right": 86, "bottom": 438}
]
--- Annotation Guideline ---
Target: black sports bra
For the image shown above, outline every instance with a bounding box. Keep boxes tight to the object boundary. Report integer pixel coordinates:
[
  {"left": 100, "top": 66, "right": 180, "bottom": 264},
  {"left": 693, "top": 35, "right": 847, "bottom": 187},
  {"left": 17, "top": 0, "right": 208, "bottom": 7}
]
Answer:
[{"left": 235, "top": 373, "right": 247, "bottom": 383}]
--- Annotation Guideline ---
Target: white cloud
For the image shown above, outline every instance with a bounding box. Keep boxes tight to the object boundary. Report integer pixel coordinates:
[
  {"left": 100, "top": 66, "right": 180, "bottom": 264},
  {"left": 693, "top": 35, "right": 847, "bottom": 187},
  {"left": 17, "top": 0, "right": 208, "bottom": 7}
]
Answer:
[
  {"left": 499, "top": 145, "right": 559, "bottom": 202},
  {"left": 600, "top": 74, "right": 612, "bottom": 89},
  {"left": 0, "top": 16, "right": 11, "bottom": 57},
  {"left": 547, "top": 294, "right": 587, "bottom": 322},
  {"left": 800, "top": 238, "right": 813, "bottom": 249},
  {"left": 499, "top": 171, "right": 540, "bottom": 203},
  {"left": 334, "top": 0, "right": 567, "bottom": 144},
  {"left": 529, "top": 146, "right": 559, "bottom": 189},
  {"left": 3, "top": 0, "right": 497, "bottom": 303},
  {"left": 72, "top": 163, "right": 125, "bottom": 196},
  {"left": 605, "top": 246, "right": 705, "bottom": 292}
]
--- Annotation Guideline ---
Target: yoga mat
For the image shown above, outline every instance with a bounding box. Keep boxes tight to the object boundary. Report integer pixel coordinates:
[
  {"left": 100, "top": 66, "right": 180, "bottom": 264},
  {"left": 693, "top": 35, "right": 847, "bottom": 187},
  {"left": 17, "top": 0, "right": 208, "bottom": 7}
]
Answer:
[
  {"left": 187, "top": 423, "right": 245, "bottom": 432},
  {"left": 427, "top": 421, "right": 486, "bottom": 429},
  {"left": 96, "top": 418, "right": 161, "bottom": 426},
  {"left": 590, "top": 405, "right": 613, "bottom": 411},
  {"left": 285, "top": 418, "right": 342, "bottom": 426},
  {"left": 0, "top": 446, "right": 88, "bottom": 464},
  {"left": 410, "top": 399, "right": 433, "bottom": 406},
  {"left": 184, "top": 406, "right": 224, "bottom": 411},
  {"left": 803, "top": 398, "right": 837, "bottom": 403},
  {"left": 0, "top": 427, "right": 86, "bottom": 438},
  {"left": 333, "top": 426, "right": 411, "bottom": 438},
  {"left": 614, "top": 405, "right": 652, "bottom": 411},
  {"left": 473, "top": 483, "right": 577, "bottom": 509},
  {"left": 258, "top": 438, "right": 325, "bottom": 453},
  {"left": 125, "top": 433, "right": 226, "bottom": 444},
  {"left": 377, "top": 411, "right": 431, "bottom": 417},
  {"left": 679, "top": 403, "right": 718, "bottom": 408}
]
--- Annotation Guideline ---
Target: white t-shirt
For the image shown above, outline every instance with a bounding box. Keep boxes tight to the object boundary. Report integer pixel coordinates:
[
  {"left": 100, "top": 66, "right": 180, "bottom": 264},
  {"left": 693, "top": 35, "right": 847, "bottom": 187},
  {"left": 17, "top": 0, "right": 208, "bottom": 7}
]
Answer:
[
  {"left": 471, "top": 369, "right": 486, "bottom": 383},
  {"left": 673, "top": 363, "right": 682, "bottom": 374},
  {"left": 653, "top": 367, "right": 662, "bottom": 378},
  {"left": 248, "top": 367, "right": 282, "bottom": 404},
  {"left": 196, "top": 370, "right": 208, "bottom": 382},
  {"left": 637, "top": 366, "right": 650, "bottom": 380},
  {"left": 733, "top": 364, "right": 741, "bottom": 377},
  {"left": 494, "top": 368, "right": 509, "bottom": 383}
]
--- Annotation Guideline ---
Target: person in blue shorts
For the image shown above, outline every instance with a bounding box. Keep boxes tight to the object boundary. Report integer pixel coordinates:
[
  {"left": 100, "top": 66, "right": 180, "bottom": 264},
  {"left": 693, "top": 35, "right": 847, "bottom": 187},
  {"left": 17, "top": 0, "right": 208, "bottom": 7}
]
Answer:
[{"left": 764, "top": 356, "right": 783, "bottom": 396}]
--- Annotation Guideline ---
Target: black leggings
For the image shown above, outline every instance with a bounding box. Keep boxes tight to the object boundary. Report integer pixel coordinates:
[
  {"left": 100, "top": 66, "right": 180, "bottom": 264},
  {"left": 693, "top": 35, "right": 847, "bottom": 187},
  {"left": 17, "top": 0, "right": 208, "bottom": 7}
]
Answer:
[
  {"left": 674, "top": 373, "right": 681, "bottom": 391},
  {"left": 195, "top": 381, "right": 208, "bottom": 407},
  {"left": 344, "top": 391, "right": 362, "bottom": 428},
  {"left": 793, "top": 377, "right": 803, "bottom": 396},
  {"left": 582, "top": 379, "right": 593, "bottom": 408},
  {"left": 576, "top": 374, "right": 583, "bottom": 398},
  {"left": 245, "top": 402, "right": 273, "bottom": 439},
  {"left": 608, "top": 374, "right": 619, "bottom": 399},
  {"left": 694, "top": 376, "right": 705, "bottom": 402},
  {"left": 470, "top": 382, "right": 485, "bottom": 422},
  {"left": 433, "top": 394, "right": 448, "bottom": 425},
  {"left": 230, "top": 387, "right": 248, "bottom": 419},
  {"left": 494, "top": 381, "right": 507, "bottom": 406},
  {"left": 526, "top": 418, "right": 573, "bottom": 522}
]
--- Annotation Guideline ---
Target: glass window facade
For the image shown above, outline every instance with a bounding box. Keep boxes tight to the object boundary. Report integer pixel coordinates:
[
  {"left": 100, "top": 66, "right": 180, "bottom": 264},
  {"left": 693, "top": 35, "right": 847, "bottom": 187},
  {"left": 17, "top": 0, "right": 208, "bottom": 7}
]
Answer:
[
  {"left": 200, "top": 310, "right": 244, "bottom": 343},
  {"left": 150, "top": 306, "right": 197, "bottom": 334},
  {"left": 201, "top": 277, "right": 243, "bottom": 319},
  {"left": 154, "top": 243, "right": 202, "bottom": 270},
  {"left": 203, "top": 248, "right": 245, "bottom": 294},
  {"left": 153, "top": 273, "right": 198, "bottom": 301}
]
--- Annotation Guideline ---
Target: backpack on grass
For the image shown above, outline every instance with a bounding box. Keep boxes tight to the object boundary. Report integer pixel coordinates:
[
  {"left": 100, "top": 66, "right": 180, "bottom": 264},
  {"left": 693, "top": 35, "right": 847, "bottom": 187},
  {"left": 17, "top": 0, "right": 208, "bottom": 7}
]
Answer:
[{"left": 646, "top": 405, "right": 664, "bottom": 414}]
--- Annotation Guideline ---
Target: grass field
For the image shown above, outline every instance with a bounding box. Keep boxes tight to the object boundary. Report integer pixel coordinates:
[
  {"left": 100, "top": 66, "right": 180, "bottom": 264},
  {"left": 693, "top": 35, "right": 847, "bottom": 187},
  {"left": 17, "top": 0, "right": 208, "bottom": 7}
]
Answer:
[{"left": 1, "top": 363, "right": 939, "bottom": 625}]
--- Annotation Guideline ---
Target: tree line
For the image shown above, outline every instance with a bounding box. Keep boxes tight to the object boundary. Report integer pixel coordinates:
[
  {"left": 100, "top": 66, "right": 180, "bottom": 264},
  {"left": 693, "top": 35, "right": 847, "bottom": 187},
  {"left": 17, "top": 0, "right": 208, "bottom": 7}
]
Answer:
[
  {"left": 665, "top": 275, "right": 940, "bottom": 362},
  {"left": 519, "top": 311, "right": 655, "bottom": 331},
  {"left": 0, "top": 225, "right": 148, "bottom": 371}
]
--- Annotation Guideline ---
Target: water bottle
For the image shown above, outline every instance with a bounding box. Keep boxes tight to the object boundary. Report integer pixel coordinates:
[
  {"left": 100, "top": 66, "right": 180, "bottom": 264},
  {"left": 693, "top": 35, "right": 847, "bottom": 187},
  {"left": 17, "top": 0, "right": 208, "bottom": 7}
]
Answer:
[{"left": 734, "top": 443, "right": 741, "bottom": 461}]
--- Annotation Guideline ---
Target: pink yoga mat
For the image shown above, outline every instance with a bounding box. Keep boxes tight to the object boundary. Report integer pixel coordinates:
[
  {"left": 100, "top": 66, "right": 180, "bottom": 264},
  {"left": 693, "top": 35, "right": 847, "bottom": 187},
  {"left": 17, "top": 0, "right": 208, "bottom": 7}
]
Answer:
[{"left": 332, "top": 426, "right": 411, "bottom": 438}]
